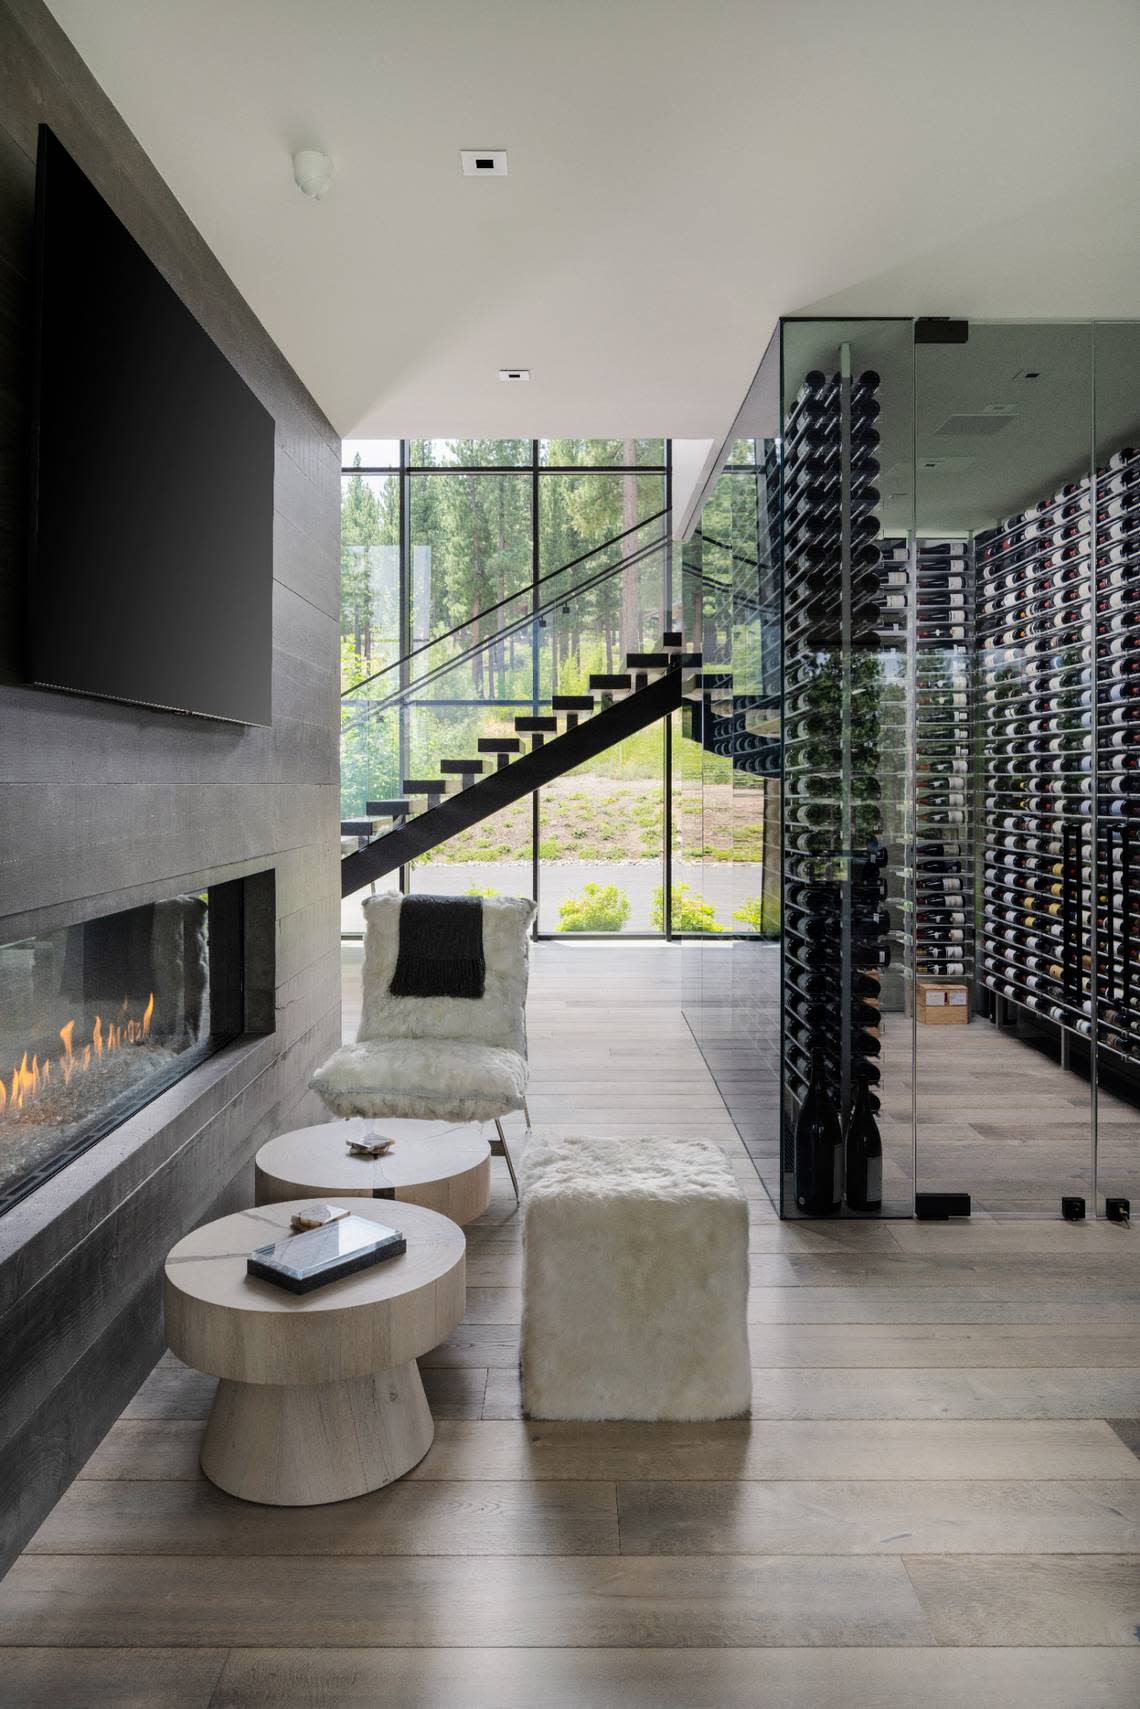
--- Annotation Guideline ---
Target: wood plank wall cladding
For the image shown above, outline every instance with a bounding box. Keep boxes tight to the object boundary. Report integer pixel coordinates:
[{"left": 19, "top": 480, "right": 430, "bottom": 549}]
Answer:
[{"left": 0, "top": 0, "right": 341, "bottom": 1576}]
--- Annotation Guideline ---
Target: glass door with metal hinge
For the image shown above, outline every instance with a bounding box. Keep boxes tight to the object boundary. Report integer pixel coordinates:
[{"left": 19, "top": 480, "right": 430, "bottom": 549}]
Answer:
[{"left": 914, "top": 320, "right": 1096, "bottom": 1216}]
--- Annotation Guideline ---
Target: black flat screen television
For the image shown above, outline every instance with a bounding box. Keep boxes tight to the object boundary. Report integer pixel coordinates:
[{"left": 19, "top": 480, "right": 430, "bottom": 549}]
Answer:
[{"left": 27, "top": 125, "right": 274, "bottom": 724}]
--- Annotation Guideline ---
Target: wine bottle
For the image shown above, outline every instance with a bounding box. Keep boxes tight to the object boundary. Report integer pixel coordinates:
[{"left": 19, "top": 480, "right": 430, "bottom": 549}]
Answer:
[{"left": 793, "top": 1047, "right": 843, "bottom": 1216}]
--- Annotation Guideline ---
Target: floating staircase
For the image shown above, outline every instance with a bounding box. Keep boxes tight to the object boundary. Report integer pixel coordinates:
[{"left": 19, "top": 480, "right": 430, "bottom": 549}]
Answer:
[{"left": 341, "top": 634, "right": 702, "bottom": 896}]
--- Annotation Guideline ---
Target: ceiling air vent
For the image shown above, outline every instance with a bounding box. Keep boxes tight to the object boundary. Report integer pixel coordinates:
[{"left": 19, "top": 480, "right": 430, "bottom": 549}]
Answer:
[
  {"left": 461, "top": 149, "right": 508, "bottom": 177},
  {"left": 499, "top": 369, "right": 530, "bottom": 383},
  {"left": 934, "top": 414, "right": 1015, "bottom": 437}
]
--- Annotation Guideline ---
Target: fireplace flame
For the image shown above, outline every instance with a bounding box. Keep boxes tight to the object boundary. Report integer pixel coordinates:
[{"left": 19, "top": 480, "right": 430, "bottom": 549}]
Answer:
[{"left": 0, "top": 994, "right": 156, "bottom": 1115}]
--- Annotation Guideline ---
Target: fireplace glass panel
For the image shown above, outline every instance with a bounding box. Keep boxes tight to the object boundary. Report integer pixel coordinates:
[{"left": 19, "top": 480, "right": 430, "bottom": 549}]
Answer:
[{"left": 0, "top": 890, "right": 233, "bottom": 1213}]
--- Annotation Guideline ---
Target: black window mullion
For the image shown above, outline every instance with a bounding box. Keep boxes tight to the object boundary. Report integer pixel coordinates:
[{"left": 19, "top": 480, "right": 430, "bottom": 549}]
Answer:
[{"left": 531, "top": 441, "right": 540, "bottom": 929}]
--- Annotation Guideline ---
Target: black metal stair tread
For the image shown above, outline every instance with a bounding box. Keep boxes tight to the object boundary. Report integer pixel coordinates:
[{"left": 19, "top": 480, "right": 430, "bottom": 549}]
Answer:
[
  {"left": 662, "top": 630, "right": 683, "bottom": 647},
  {"left": 590, "top": 673, "right": 632, "bottom": 689},
  {"left": 364, "top": 799, "right": 412, "bottom": 815},
  {"left": 439, "top": 759, "right": 485, "bottom": 774},
  {"left": 515, "top": 716, "right": 558, "bottom": 731},
  {"left": 477, "top": 737, "right": 522, "bottom": 752},
  {"left": 341, "top": 819, "right": 377, "bottom": 835},
  {"left": 403, "top": 779, "right": 449, "bottom": 793},
  {"left": 552, "top": 695, "right": 595, "bottom": 710},
  {"left": 625, "top": 652, "right": 671, "bottom": 668}
]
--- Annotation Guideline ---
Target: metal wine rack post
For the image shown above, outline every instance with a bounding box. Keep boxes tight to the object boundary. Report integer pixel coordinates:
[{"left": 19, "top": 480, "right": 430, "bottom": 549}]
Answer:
[
  {"left": 838, "top": 342, "right": 854, "bottom": 1124},
  {"left": 1089, "top": 456, "right": 1100, "bottom": 1191},
  {"left": 1092, "top": 449, "right": 1140, "bottom": 1191}
]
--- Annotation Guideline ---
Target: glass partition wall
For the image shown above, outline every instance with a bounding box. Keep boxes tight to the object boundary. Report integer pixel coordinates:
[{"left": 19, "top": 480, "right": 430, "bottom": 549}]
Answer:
[
  {"left": 680, "top": 319, "right": 1139, "bottom": 1218},
  {"left": 770, "top": 316, "right": 1140, "bottom": 1218},
  {"left": 679, "top": 434, "right": 783, "bottom": 1179}
]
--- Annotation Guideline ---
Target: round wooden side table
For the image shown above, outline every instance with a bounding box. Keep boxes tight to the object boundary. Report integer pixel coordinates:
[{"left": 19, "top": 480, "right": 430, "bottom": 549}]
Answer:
[
  {"left": 164, "top": 1198, "right": 466, "bottom": 1505},
  {"left": 255, "top": 1118, "right": 491, "bottom": 1226}
]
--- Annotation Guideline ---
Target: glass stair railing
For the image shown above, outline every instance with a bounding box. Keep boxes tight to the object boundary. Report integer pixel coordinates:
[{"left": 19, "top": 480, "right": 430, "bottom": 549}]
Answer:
[{"left": 340, "top": 518, "right": 671, "bottom": 834}]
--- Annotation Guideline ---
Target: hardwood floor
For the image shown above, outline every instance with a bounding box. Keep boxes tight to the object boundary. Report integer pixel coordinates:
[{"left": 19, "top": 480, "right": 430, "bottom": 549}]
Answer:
[{"left": 0, "top": 941, "right": 1138, "bottom": 1707}]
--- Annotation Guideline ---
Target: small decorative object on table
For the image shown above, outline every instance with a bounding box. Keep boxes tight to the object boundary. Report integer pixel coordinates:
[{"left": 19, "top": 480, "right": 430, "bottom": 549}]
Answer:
[
  {"left": 347, "top": 1133, "right": 396, "bottom": 1159},
  {"left": 289, "top": 1202, "right": 350, "bottom": 1232},
  {"left": 247, "top": 1212, "right": 406, "bottom": 1294}
]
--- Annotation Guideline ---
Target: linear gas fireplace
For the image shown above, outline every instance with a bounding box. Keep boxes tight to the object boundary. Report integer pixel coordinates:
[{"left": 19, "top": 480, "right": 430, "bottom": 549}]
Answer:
[{"left": 0, "top": 874, "right": 272, "bottom": 1216}]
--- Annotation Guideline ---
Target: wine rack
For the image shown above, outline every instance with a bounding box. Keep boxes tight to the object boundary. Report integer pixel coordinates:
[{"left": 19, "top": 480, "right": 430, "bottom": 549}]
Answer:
[
  {"left": 915, "top": 540, "right": 975, "bottom": 984},
  {"left": 781, "top": 364, "right": 891, "bottom": 1213},
  {"left": 976, "top": 447, "right": 1140, "bottom": 1073}
]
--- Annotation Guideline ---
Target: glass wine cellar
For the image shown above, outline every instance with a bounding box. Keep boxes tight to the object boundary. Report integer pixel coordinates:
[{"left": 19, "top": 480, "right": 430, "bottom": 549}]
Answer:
[{"left": 682, "top": 317, "right": 1140, "bottom": 1220}]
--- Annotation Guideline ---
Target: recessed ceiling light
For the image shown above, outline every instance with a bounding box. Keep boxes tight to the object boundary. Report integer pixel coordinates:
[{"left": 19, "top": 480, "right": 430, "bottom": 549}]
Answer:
[
  {"left": 499, "top": 369, "right": 530, "bottom": 383},
  {"left": 461, "top": 149, "right": 508, "bottom": 177}
]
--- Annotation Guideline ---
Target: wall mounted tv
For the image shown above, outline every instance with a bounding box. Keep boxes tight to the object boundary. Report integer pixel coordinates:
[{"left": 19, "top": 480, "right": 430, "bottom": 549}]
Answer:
[{"left": 27, "top": 126, "right": 274, "bottom": 724}]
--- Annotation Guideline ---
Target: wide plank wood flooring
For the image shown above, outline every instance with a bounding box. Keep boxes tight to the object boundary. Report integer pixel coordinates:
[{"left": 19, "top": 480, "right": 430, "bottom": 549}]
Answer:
[{"left": 1, "top": 941, "right": 1138, "bottom": 1707}]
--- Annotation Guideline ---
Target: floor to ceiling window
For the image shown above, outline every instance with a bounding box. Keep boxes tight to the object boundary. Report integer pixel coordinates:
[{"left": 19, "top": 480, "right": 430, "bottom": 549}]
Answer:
[{"left": 339, "top": 439, "right": 675, "bottom": 934}]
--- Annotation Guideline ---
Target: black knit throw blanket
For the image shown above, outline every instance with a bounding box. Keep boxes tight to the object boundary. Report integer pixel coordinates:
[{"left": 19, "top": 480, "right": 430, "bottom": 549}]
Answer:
[{"left": 389, "top": 895, "right": 486, "bottom": 1000}]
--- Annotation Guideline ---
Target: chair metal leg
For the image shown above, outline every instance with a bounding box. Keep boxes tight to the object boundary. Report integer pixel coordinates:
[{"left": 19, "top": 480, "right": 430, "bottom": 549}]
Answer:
[
  {"left": 523, "top": 1098, "right": 532, "bottom": 1130},
  {"left": 492, "top": 1117, "right": 519, "bottom": 1200}
]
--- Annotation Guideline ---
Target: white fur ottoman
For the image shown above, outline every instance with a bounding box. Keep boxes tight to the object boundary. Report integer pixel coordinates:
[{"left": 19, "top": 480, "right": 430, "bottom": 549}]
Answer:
[{"left": 520, "top": 1135, "right": 751, "bottom": 1421}]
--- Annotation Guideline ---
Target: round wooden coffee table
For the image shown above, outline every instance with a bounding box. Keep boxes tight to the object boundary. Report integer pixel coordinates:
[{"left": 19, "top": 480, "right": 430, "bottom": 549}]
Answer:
[
  {"left": 255, "top": 1118, "right": 491, "bottom": 1226},
  {"left": 164, "top": 1198, "right": 466, "bottom": 1506}
]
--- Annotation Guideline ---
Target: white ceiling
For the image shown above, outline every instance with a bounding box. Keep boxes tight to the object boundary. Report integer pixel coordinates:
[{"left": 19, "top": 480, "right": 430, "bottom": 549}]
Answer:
[{"left": 46, "top": 0, "right": 1140, "bottom": 446}]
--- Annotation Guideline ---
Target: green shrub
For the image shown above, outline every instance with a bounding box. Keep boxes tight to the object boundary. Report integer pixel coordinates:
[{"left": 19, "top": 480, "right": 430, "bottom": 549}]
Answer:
[
  {"left": 465, "top": 883, "right": 500, "bottom": 898},
  {"left": 652, "top": 882, "right": 722, "bottom": 933},
  {"left": 537, "top": 838, "right": 562, "bottom": 860},
  {"left": 558, "top": 882, "right": 631, "bottom": 933}
]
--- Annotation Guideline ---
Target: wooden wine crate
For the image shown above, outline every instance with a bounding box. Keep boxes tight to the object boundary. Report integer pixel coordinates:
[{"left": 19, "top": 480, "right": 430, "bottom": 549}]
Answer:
[{"left": 916, "top": 979, "right": 970, "bottom": 1025}]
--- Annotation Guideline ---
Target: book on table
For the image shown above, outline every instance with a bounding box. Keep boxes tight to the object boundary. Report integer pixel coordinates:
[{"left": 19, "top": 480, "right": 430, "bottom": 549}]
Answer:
[{"left": 247, "top": 1213, "right": 406, "bottom": 1294}]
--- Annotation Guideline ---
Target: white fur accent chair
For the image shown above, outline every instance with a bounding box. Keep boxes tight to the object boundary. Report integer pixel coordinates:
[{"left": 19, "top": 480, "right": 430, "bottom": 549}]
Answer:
[
  {"left": 310, "top": 893, "right": 537, "bottom": 1195},
  {"left": 520, "top": 1134, "right": 751, "bottom": 1421}
]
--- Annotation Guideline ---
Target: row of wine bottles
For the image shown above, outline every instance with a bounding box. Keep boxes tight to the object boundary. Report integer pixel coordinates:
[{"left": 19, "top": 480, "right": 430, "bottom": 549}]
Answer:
[
  {"left": 783, "top": 369, "right": 891, "bottom": 1213},
  {"left": 977, "top": 447, "right": 1140, "bottom": 1063},
  {"left": 904, "top": 540, "right": 974, "bottom": 981}
]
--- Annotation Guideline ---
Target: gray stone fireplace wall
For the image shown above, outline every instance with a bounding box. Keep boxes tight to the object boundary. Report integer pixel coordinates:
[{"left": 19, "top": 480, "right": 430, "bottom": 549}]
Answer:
[{"left": 0, "top": 0, "right": 341, "bottom": 1573}]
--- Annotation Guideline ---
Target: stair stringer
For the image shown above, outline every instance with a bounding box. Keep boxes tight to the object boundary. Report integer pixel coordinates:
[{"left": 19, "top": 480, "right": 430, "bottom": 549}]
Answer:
[{"left": 341, "top": 667, "right": 684, "bottom": 897}]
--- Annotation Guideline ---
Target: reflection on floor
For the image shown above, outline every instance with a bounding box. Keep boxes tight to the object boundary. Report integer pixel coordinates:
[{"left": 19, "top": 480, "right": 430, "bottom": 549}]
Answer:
[{"left": 1, "top": 943, "right": 1139, "bottom": 1706}]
